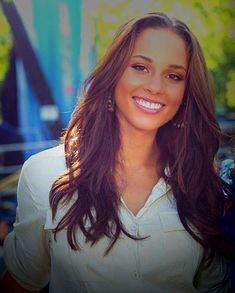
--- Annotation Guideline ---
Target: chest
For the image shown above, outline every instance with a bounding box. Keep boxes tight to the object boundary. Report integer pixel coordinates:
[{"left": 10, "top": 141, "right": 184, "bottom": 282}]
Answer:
[{"left": 44, "top": 198, "right": 202, "bottom": 287}]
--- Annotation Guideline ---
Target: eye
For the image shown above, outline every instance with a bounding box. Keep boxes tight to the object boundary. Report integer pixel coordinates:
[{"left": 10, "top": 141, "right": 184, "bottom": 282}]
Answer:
[
  {"left": 167, "top": 73, "right": 182, "bottom": 81},
  {"left": 131, "top": 64, "right": 148, "bottom": 72}
]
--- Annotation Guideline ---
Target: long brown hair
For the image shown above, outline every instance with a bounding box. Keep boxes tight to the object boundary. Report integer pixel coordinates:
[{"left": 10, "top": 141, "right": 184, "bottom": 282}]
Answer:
[{"left": 50, "top": 12, "right": 234, "bottom": 266}]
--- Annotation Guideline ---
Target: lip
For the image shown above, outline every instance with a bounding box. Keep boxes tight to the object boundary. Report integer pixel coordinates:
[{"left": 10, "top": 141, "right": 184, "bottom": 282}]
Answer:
[{"left": 132, "top": 96, "right": 165, "bottom": 114}]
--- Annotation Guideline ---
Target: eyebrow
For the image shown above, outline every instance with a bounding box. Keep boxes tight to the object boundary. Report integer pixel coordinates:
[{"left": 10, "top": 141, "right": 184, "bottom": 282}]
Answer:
[{"left": 132, "top": 55, "right": 187, "bottom": 72}]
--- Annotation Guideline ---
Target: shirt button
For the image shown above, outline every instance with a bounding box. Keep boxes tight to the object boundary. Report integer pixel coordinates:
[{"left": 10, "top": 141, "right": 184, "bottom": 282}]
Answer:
[
  {"left": 132, "top": 271, "right": 140, "bottom": 280},
  {"left": 130, "top": 225, "right": 136, "bottom": 234}
]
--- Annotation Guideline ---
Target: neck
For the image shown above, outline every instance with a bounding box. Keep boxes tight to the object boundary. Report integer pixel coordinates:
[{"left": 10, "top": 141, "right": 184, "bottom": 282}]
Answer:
[{"left": 117, "top": 127, "right": 159, "bottom": 169}]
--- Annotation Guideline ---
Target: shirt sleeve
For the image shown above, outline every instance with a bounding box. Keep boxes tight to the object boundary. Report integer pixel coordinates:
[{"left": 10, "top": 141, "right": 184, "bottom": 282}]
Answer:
[{"left": 3, "top": 159, "right": 51, "bottom": 291}]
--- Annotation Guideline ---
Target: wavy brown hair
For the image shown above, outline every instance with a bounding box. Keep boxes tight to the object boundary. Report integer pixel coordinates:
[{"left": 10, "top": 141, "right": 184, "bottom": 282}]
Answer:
[{"left": 50, "top": 12, "right": 234, "bottom": 272}]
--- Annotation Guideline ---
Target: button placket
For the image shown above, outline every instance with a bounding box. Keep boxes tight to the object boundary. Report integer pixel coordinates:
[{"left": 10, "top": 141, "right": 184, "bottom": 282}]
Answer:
[
  {"left": 130, "top": 223, "right": 142, "bottom": 281},
  {"left": 130, "top": 224, "right": 137, "bottom": 236}
]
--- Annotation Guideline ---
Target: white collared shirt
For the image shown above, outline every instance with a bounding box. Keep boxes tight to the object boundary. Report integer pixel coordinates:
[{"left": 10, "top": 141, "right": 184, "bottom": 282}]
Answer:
[{"left": 3, "top": 145, "right": 230, "bottom": 292}]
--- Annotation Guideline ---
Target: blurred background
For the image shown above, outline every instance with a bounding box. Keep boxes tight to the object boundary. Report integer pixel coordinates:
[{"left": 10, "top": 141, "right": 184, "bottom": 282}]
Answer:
[{"left": 0, "top": 0, "right": 234, "bottom": 272}]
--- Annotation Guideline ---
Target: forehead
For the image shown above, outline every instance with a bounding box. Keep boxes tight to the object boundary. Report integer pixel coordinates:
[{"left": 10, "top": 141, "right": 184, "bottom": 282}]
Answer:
[{"left": 132, "top": 28, "right": 188, "bottom": 66}]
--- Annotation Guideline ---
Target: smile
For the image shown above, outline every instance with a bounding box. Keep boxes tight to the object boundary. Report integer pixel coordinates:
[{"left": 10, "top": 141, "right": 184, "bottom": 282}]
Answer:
[{"left": 133, "top": 96, "right": 164, "bottom": 113}]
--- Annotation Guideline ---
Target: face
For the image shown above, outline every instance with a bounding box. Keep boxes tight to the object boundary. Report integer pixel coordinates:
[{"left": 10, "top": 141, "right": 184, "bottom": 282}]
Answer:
[{"left": 114, "top": 28, "right": 188, "bottom": 136}]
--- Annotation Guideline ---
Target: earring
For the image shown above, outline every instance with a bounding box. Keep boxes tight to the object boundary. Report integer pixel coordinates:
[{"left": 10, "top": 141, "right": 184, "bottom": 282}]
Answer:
[
  {"left": 172, "top": 121, "right": 185, "bottom": 128},
  {"left": 172, "top": 102, "right": 186, "bottom": 128},
  {"left": 107, "top": 95, "right": 115, "bottom": 112}
]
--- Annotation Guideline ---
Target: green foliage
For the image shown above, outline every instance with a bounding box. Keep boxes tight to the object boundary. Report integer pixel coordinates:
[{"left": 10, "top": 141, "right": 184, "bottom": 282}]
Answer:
[
  {"left": 0, "top": 5, "right": 12, "bottom": 86},
  {"left": 226, "top": 70, "right": 235, "bottom": 108},
  {"left": 85, "top": 0, "right": 235, "bottom": 112},
  {"left": 0, "top": 5, "right": 12, "bottom": 122}
]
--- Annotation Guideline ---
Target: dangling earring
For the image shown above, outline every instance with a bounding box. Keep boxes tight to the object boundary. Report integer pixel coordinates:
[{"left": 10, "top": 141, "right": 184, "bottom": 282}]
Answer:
[
  {"left": 172, "top": 121, "right": 186, "bottom": 128},
  {"left": 107, "top": 95, "right": 115, "bottom": 112},
  {"left": 172, "top": 102, "right": 186, "bottom": 129}
]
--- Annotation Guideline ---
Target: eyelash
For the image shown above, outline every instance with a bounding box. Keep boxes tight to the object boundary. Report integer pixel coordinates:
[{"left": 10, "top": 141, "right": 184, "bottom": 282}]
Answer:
[
  {"left": 167, "top": 73, "right": 182, "bottom": 81},
  {"left": 131, "top": 64, "right": 148, "bottom": 72},
  {"left": 131, "top": 64, "right": 183, "bottom": 81}
]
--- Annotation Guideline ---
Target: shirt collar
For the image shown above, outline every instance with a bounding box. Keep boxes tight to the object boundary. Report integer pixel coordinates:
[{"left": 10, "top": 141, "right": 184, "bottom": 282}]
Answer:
[{"left": 120, "top": 177, "right": 172, "bottom": 220}]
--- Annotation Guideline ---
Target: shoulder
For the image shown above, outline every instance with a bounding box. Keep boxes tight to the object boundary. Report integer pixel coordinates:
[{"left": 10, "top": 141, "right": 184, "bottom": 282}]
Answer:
[
  {"left": 24, "top": 144, "right": 65, "bottom": 169},
  {"left": 18, "top": 144, "right": 66, "bottom": 209},
  {"left": 23, "top": 144, "right": 66, "bottom": 183}
]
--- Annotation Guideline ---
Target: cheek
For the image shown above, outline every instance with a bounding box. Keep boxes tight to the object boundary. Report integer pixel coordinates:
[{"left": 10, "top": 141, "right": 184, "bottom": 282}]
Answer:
[
  {"left": 116, "top": 69, "right": 143, "bottom": 92},
  {"left": 171, "top": 85, "right": 185, "bottom": 105}
]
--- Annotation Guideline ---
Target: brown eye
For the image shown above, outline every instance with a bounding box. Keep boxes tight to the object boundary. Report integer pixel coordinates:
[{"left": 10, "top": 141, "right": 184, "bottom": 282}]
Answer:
[
  {"left": 132, "top": 64, "right": 148, "bottom": 72},
  {"left": 167, "top": 73, "right": 182, "bottom": 81}
]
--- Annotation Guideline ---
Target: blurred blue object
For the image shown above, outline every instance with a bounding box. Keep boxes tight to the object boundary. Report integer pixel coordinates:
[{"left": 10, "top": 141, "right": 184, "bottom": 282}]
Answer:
[
  {"left": 221, "top": 159, "right": 235, "bottom": 289},
  {"left": 221, "top": 159, "right": 235, "bottom": 188}
]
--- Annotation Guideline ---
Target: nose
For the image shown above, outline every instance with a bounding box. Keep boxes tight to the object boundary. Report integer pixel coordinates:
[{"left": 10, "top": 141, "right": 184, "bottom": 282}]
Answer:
[{"left": 144, "top": 73, "right": 163, "bottom": 94}]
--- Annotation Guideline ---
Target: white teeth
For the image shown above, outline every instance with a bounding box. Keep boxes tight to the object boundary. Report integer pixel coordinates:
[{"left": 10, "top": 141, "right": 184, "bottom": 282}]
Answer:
[{"left": 136, "top": 98, "right": 162, "bottom": 110}]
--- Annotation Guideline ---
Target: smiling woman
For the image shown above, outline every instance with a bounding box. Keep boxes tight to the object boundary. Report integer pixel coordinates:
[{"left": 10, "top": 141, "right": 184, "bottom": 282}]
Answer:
[
  {"left": 1, "top": 12, "right": 235, "bottom": 293},
  {"left": 115, "top": 28, "right": 187, "bottom": 134}
]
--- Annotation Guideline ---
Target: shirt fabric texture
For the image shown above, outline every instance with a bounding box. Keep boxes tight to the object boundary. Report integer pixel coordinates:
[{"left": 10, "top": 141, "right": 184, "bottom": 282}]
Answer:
[{"left": 3, "top": 145, "right": 230, "bottom": 292}]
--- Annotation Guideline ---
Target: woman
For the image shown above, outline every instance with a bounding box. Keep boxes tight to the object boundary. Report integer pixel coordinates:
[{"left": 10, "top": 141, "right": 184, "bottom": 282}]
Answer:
[{"left": 1, "top": 12, "right": 234, "bottom": 292}]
